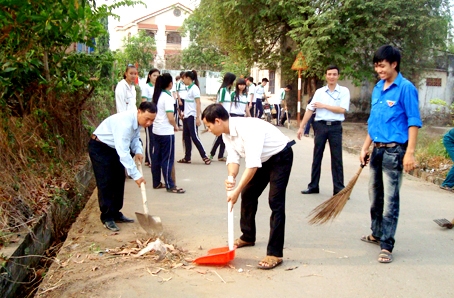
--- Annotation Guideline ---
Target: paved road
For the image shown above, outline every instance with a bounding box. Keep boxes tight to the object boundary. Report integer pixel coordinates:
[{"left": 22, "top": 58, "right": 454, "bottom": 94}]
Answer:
[{"left": 54, "top": 97, "right": 454, "bottom": 297}]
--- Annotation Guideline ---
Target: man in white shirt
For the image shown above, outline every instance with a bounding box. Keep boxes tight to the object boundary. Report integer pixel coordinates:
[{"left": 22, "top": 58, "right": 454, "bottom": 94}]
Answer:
[
  {"left": 88, "top": 102, "right": 157, "bottom": 232},
  {"left": 246, "top": 77, "right": 256, "bottom": 117},
  {"left": 297, "top": 65, "right": 350, "bottom": 195},
  {"left": 202, "top": 103, "right": 295, "bottom": 270},
  {"left": 254, "top": 78, "right": 269, "bottom": 119}
]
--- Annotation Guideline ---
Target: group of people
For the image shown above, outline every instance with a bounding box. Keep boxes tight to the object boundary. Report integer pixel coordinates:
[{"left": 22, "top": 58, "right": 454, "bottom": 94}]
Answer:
[{"left": 89, "top": 44, "right": 422, "bottom": 268}]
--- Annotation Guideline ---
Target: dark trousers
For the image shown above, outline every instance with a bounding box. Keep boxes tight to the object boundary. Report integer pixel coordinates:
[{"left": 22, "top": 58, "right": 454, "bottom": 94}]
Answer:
[
  {"left": 308, "top": 121, "right": 344, "bottom": 194},
  {"left": 255, "top": 99, "right": 264, "bottom": 119},
  {"left": 88, "top": 139, "right": 125, "bottom": 223},
  {"left": 304, "top": 114, "right": 316, "bottom": 135},
  {"left": 273, "top": 104, "right": 281, "bottom": 124},
  {"left": 183, "top": 115, "right": 207, "bottom": 161},
  {"left": 152, "top": 134, "right": 175, "bottom": 189},
  {"left": 240, "top": 145, "right": 294, "bottom": 257},
  {"left": 250, "top": 103, "right": 256, "bottom": 117},
  {"left": 144, "top": 124, "right": 154, "bottom": 165},
  {"left": 210, "top": 136, "right": 225, "bottom": 158}
]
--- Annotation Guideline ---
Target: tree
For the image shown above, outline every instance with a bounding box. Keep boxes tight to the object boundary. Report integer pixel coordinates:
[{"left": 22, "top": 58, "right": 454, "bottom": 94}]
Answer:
[{"left": 119, "top": 30, "right": 156, "bottom": 76}]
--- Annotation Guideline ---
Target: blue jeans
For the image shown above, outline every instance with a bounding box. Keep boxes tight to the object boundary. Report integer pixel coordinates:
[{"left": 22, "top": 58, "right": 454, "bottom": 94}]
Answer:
[
  {"left": 442, "top": 129, "right": 454, "bottom": 187},
  {"left": 368, "top": 144, "right": 405, "bottom": 252}
]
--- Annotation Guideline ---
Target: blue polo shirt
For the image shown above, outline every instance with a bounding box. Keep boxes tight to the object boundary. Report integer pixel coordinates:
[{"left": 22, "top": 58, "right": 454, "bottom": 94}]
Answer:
[{"left": 368, "top": 73, "right": 422, "bottom": 144}]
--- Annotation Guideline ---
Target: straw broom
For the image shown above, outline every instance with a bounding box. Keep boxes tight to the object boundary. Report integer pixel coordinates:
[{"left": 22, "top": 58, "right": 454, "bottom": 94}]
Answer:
[{"left": 308, "top": 157, "right": 368, "bottom": 225}]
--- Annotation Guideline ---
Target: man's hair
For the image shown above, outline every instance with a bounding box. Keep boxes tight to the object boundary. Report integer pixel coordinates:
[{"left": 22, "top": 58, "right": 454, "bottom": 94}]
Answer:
[
  {"left": 373, "top": 45, "right": 401, "bottom": 73},
  {"left": 262, "top": 78, "right": 269, "bottom": 82},
  {"left": 326, "top": 65, "right": 340, "bottom": 74},
  {"left": 285, "top": 84, "right": 292, "bottom": 90},
  {"left": 138, "top": 101, "right": 157, "bottom": 114},
  {"left": 202, "top": 103, "right": 229, "bottom": 123},
  {"left": 247, "top": 76, "right": 254, "bottom": 83}
]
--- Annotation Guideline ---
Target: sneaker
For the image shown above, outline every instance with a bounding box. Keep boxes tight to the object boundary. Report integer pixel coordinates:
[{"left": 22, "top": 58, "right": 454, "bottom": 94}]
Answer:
[{"left": 103, "top": 220, "right": 120, "bottom": 232}]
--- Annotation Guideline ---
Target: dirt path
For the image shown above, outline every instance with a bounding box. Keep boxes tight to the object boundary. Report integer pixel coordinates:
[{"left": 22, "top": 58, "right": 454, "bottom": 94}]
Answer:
[{"left": 37, "top": 99, "right": 454, "bottom": 297}]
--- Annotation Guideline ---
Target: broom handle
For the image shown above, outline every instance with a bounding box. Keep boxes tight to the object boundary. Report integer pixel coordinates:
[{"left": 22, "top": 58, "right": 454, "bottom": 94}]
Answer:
[
  {"left": 227, "top": 176, "right": 234, "bottom": 250},
  {"left": 137, "top": 162, "right": 149, "bottom": 215}
]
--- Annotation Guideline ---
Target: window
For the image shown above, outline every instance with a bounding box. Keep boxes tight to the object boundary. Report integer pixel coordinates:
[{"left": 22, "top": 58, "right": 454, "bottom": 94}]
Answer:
[
  {"left": 268, "top": 70, "right": 275, "bottom": 94},
  {"left": 145, "top": 30, "right": 155, "bottom": 39},
  {"left": 173, "top": 8, "right": 181, "bottom": 17},
  {"left": 167, "top": 32, "right": 181, "bottom": 44},
  {"left": 426, "top": 78, "right": 442, "bottom": 87}
]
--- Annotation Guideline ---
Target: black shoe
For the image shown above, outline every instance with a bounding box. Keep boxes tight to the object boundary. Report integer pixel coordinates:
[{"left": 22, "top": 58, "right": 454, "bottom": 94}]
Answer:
[
  {"left": 114, "top": 214, "right": 135, "bottom": 223},
  {"left": 104, "top": 220, "right": 120, "bottom": 232},
  {"left": 301, "top": 188, "right": 320, "bottom": 194}
]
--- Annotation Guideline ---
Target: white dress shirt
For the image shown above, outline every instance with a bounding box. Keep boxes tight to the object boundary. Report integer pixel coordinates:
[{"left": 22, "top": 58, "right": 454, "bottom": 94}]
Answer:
[
  {"left": 93, "top": 109, "right": 143, "bottom": 180},
  {"left": 115, "top": 79, "right": 137, "bottom": 113},
  {"left": 307, "top": 84, "right": 350, "bottom": 121},
  {"left": 223, "top": 117, "right": 289, "bottom": 168}
]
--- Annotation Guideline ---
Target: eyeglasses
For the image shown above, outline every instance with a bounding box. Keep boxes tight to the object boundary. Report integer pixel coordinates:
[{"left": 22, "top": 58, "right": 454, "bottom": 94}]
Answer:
[{"left": 128, "top": 64, "right": 134, "bottom": 67}]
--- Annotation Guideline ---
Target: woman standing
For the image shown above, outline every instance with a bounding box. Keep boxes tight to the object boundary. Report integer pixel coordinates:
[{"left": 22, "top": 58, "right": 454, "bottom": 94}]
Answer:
[
  {"left": 209, "top": 72, "right": 236, "bottom": 161},
  {"left": 151, "top": 73, "right": 185, "bottom": 194},
  {"left": 177, "top": 70, "right": 211, "bottom": 165},
  {"left": 115, "top": 64, "right": 138, "bottom": 113},
  {"left": 142, "top": 68, "right": 160, "bottom": 167},
  {"left": 229, "top": 78, "right": 251, "bottom": 117}
]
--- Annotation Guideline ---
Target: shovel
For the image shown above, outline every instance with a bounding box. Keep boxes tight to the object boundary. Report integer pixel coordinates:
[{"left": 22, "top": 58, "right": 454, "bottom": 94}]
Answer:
[
  {"left": 433, "top": 218, "right": 454, "bottom": 229},
  {"left": 193, "top": 176, "right": 236, "bottom": 265},
  {"left": 135, "top": 162, "right": 163, "bottom": 235}
]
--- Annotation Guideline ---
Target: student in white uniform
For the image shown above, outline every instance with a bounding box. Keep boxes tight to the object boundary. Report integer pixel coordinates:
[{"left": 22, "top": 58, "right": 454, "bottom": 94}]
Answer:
[
  {"left": 151, "top": 73, "right": 185, "bottom": 194},
  {"left": 229, "top": 78, "right": 251, "bottom": 117},
  {"left": 141, "top": 68, "right": 160, "bottom": 167},
  {"left": 274, "top": 85, "right": 292, "bottom": 126},
  {"left": 246, "top": 77, "right": 256, "bottom": 117},
  {"left": 202, "top": 103, "right": 295, "bottom": 270},
  {"left": 176, "top": 71, "right": 187, "bottom": 123},
  {"left": 210, "top": 72, "right": 236, "bottom": 161},
  {"left": 177, "top": 70, "right": 211, "bottom": 165},
  {"left": 115, "top": 64, "right": 138, "bottom": 113},
  {"left": 254, "top": 78, "right": 269, "bottom": 119}
]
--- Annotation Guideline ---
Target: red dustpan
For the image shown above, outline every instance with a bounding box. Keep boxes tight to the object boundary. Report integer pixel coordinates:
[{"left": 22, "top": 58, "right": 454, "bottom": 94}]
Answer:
[{"left": 194, "top": 196, "right": 236, "bottom": 265}]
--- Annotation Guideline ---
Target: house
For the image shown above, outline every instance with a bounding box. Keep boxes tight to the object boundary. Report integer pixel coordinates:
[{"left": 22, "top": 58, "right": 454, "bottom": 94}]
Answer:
[{"left": 109, "top": 1, "right": 193, "bottom": 69}]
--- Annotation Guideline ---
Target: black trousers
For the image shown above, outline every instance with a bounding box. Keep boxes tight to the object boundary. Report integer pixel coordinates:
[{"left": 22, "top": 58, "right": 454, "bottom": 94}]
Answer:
[
  {"left": 210, "top": 136, "right": 225, "bottom": 158},
  {"left": 250, "top": 103, "right": 256, "bottom": 117},
  {"left": 308, "top": 121, "right": 344, "bottom": 194},
  {"left": 255, "top": 99, "right": 264, "bottom": 119},
  {"left": 240, "top": 144, "right": 294, "bottom": 257},
  {"left": 88, "top": 139, "right": 126, "bottom": 223},
  {"left": 144, "top": 124, "right": 154, "bottom": 165},
  {"left": 183, "top": 115, "right": 207, "bottom": 161}
]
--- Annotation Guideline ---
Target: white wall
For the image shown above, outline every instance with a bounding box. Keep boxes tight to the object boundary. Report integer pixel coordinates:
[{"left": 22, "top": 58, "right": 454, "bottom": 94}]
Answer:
[{"left": 418, "top": 70, "right": 449, "bottom": 117}]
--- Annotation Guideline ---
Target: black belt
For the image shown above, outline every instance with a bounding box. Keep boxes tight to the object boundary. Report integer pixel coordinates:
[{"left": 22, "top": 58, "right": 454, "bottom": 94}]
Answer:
[
  {"left": 283, "top": 140, "right": 296, "bottom": 151},
  {"left": 374, "top": 142, "right": 406, "bottom": 148},
  {"left": 229, "top": 113, "right": 245, "bottom": 117},
  {"left": 317, "top": 120, "right": 341, "bottom": 126}
]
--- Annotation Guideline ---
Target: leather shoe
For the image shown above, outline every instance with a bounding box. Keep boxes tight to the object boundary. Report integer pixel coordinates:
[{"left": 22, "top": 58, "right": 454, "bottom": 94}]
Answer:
[
  {"left": 114, "top": 214, "right": 135, "bottom": 223},
  {"left": 104, "top": 220, "right": 120, "bottom": 232},
  {"left": 301, "top": 188, "right": 319, "bottom": 194}
]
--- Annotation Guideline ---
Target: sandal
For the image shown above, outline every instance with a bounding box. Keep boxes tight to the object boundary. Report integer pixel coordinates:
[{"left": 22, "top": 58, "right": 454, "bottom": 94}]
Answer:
[
  {"left": 167, "top": 186, "right": 186, "bottom": 194},
  {"left": 257, "top": 256, "right": 283, "bottom": 270},
  {"left": 234, "top": 238, "right": 255, "bottom": 248},
  {"left": 177, "top": 158, "right": 191, "bottom": 164},
  {"left": 378, "top": 250, "right": 393, "bottom": 263},
  {"left": 361, "top": 235, "right": 380, "bottom": 245},
  {"left": 202, "top": 157, "right": 211, "bottom": 165},
  {"left": 153, "top": 182, "right": 166, "bottom": 189}
]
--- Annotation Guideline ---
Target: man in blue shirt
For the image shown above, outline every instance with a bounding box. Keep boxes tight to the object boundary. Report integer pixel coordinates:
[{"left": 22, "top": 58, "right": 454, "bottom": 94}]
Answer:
[
  {"left": 359, "top": 45, "right": 422, "bottom": 264},
  {"left": 88, "top": 102, "right": 157, "bottom": 232}
]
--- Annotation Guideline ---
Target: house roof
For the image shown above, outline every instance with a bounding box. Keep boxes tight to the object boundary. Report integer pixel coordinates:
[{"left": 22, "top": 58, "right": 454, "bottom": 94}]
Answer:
[
  {"left": 115, "top": 2, "right": 192, "bottom": 32},
  {"left": 132, "top": 3, "right": 193, "bottom": 24}
]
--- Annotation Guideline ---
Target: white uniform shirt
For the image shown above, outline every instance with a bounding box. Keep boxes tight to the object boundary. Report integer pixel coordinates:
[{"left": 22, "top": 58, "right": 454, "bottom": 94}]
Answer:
[
  {"left": 176, "top": 80, "right": 188, "bottom": 100},
  {"left": 223, "top": 117, "right": 289, "bottom": 168},
  {"left": 184, "top": 83, "right": 201, "bottom": 118},
  {"left": 141, "top": 82, "right": 154, "bottom": 102},
  {"left": 254, "top": 84, "right": 266, "bottom": 101},
  {"left": 93, "top": 109, "right": 142, "bottom": 180},
  {"left": 217, "top": 87, "right": 233, "bottom": 112},
  {"left": 115, "top": 79, "right": 137, "bottom": 113},
  {"left": 153, "top": 91, "right": 175, "bottom": 136},
  {"left": 248, "top": 84, "right": 256, "bottom": 103},
  {"left": 229, "top": 92, "right": 249, "bottom": 115},
  {"left": 307, "top": 84, "right": 350, "bottom": 121}
]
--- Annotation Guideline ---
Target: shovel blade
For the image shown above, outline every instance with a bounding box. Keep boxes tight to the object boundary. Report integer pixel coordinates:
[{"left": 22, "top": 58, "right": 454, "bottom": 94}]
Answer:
[
  {"left": 433, "top": 218, "right": 453, "bottom": 229},
  {"left": 135, "top": 212, "right": 163, "bottom": 235}
]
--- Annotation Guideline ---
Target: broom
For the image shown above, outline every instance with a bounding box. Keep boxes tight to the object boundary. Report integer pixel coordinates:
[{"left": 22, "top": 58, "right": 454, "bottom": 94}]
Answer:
[{"left": 308, "top": 155, "right": 369, "bottom": 225}]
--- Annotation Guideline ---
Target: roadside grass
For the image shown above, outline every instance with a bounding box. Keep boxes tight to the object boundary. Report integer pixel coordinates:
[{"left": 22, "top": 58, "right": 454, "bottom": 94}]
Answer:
[{"left": 416, "top": 127, "right": 451, "bottom": 174}]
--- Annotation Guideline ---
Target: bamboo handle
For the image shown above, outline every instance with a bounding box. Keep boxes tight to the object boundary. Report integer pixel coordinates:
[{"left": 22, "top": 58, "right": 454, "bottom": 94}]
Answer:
[
  {"left": 227, "top": 176, "right": 234, "bottom": 250},
  {"left": 137, "top": 162, "right": 149, "bottom": 215}
]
